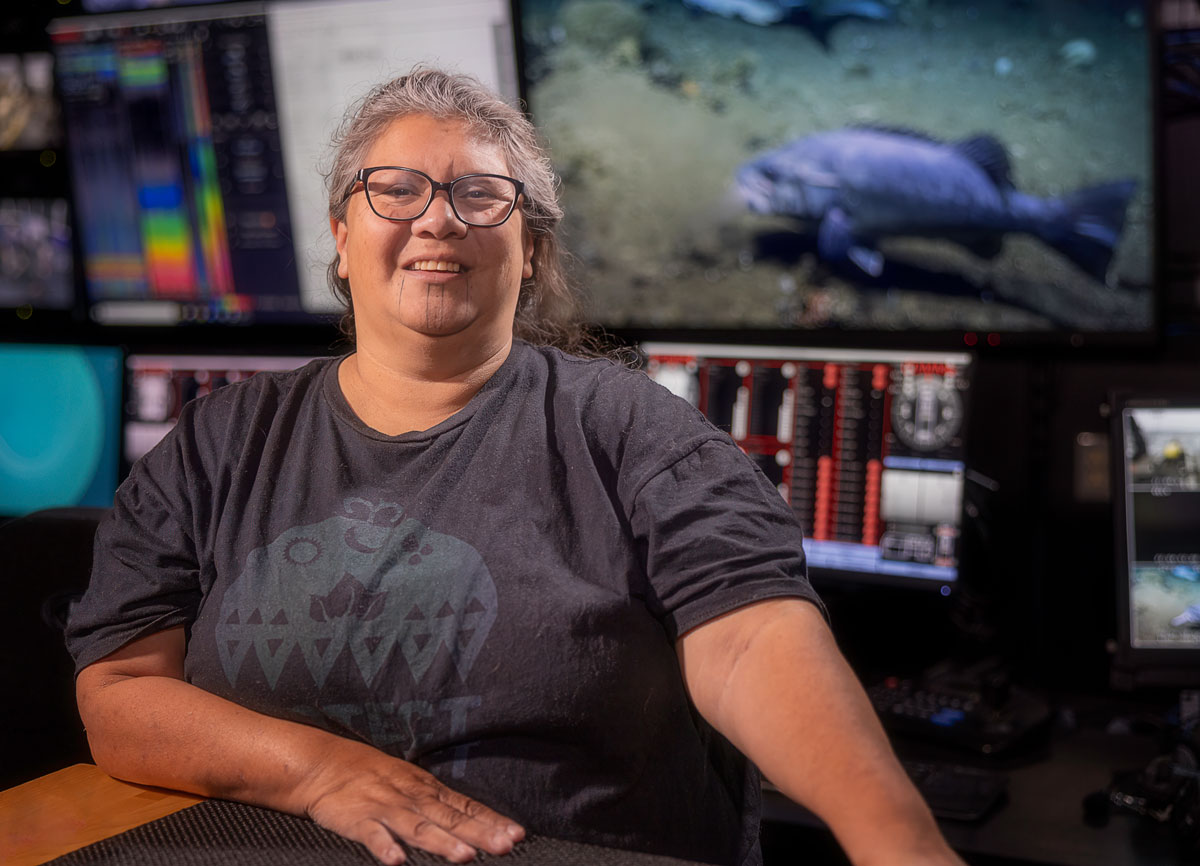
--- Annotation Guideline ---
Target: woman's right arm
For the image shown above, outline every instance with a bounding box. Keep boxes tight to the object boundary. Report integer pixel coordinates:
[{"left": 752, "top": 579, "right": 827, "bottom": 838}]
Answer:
[{"left": 76, "top": 627, "right": 524, "bottom": 864}]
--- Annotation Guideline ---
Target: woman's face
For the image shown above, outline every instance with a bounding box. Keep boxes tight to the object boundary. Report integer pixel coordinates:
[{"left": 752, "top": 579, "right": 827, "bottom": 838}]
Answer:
[{"left": 331, "top": 114, "right": 533, "bottom": 350}]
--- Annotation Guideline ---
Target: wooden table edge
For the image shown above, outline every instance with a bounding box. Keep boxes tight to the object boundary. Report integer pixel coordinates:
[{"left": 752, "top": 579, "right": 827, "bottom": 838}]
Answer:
[{"left": 0, "top": 763, "right": 206, "bottom": 866}]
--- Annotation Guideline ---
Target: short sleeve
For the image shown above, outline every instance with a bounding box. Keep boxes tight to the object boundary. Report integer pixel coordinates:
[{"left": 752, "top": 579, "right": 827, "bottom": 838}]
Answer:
[
  {"left": 629, "top": 437, "right": 825, "bottom": 641},
  {"left": 64, "top": 421, "right": 206, "bottom": 674}
]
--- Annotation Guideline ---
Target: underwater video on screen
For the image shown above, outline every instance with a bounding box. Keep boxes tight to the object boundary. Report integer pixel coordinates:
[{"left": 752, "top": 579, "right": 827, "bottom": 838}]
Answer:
[{"left": 517, "top": 0, "right": 1154, "bottom": 338}]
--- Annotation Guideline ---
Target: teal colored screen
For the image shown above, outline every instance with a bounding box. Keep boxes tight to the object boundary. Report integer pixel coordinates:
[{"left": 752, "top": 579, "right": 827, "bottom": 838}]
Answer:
[{"left": 0, "top": 344, "right": 123, "bottom": 516}]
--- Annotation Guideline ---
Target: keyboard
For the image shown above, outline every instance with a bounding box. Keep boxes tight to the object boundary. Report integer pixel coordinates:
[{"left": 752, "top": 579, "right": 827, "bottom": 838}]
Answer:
[
  {"left": 900, "top": 758, "right": 1009, "bottom": 822},
  {"left": 867, "top": 676, "right": 1051, "bottom": 756}
]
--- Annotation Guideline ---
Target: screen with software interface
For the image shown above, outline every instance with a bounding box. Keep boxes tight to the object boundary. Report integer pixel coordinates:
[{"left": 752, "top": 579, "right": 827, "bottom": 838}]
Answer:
[
  {"left": 0, "top": 343, "right": 122, "bottom": 516},
  {"left": 1118, "top": 402, "right": 1200, "bottom": 651},
  {"left": 643, "top": 343, "right": 972, "bottom": 590},
  {"left": 124, "top": 351, "right": 319, "bottom": 463},
  {"left": 49, "top": 0, "right": 518, "bottom": 326}
]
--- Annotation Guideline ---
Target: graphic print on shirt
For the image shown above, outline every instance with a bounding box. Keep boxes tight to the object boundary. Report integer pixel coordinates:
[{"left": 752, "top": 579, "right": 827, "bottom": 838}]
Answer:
[{"left": 215, "top": 496, "right": 496, "bottom": 766}]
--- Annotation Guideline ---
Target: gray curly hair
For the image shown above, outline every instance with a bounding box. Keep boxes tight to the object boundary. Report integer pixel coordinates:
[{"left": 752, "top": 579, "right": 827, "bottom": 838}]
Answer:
[{"left": 325, "top": 66, "right": 587, "bottom": 351}]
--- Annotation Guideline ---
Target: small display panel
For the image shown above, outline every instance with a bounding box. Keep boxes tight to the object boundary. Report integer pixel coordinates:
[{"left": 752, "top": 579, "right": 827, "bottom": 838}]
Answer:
[
  {"left": 0, "top": 197, "right": 74, "bottom": 311},
  {"left": 643, "top": 342, "right": 972, "bottom": 590},
  {"left": 0, "top": 53, "right": 61, "bottom": 151},
  {"left": 124, "top": 352, "right": 319, "bottom": 463},
  {"left": 1116, "top": 401, "right": 1200, "bottom": 655},
  {"left": 0, "top": 344, "right": 122, "bottom": 516}
]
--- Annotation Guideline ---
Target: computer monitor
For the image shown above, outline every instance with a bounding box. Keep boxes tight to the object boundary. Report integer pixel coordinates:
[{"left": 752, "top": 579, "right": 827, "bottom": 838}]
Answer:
[
  {"left": 515, "top": 0, "right": 1157, "bottom": 349},
  {"left": 48, "top": 0, "right": 518, "bottom": 327},
  {"left": 642, "top": 342, "right": 972, "bottom": 592},
  {"left": 0, "top": 343, "right": 123, "bottom": 517},
  {"left": 0, "top": 197, "right": 74, "bottom": 312},
  {"left": 124, "top": 351, "right": 320, "bottom": 464},
  {"left": 0, "top": 52, "right": 60, "bottom": 151},
  {"left": 1111, "top": 392, "right": 1200, "bottom": 690}
]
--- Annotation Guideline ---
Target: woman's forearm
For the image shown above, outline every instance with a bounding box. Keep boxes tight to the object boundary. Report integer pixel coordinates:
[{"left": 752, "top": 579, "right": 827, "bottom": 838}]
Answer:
[
  {"left": 79, "top": 670, "right": 337, "bottom": 814},
  {"left": 678, "top": 599, "right": 964, "bottom": 866},
  {"left": 75, "top": 629, "right": 523, "bottom": 864}
]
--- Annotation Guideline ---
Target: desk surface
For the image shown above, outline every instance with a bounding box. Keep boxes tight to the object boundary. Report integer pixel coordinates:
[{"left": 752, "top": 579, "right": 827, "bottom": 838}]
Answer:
[
  {"left": 5, "top": 737, "right": 1188, "bottom": 866},
  {"left": 0, "top": 763, "right": 205, "bottom": 866}
]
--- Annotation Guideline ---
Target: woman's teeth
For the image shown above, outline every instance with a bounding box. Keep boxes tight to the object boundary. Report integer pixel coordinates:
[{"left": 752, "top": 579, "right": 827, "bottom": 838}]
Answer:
[{"left": 409, "top": 261, "right": 462, "bottom": 272}]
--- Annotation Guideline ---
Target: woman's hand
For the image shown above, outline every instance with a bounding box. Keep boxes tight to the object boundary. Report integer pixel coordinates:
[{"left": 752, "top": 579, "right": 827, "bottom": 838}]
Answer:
[
  {"left": 78, "top": 628, "right": 523, "bottom": 866},
  {"left": 297, "top": 737, "right": 524, "bottom": 865}
]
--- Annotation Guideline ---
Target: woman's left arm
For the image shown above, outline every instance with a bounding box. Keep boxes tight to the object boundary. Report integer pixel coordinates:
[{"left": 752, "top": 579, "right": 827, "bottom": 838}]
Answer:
[{"left": 676, "top": 597, "right": 966, "bottom": 866}]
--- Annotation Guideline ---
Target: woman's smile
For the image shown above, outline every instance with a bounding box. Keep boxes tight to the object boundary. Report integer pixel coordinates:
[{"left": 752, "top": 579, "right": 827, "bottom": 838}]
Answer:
[{"left": 407, "top": 260, "right": 463, "bottom": 273}]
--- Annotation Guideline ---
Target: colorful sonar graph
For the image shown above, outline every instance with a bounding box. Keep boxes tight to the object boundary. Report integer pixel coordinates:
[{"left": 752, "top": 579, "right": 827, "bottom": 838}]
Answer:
[
  {"left": 54, "top": 28, "right": 235, "bottom": 304},
  {"left": 177, "top": 38, "right": 234, "bottom": 297},
  {"left": 53, "top": 39, "right": 149, "bottom": 299},
  {"left": 117, "top": 41, "right": 192, "bottom": 297},
  {"left": 119, "top": 40, "right": 193, "bottom": 298}
]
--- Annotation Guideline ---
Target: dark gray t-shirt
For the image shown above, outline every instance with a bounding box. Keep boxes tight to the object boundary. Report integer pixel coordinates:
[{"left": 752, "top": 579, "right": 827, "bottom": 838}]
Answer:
[{"left": 66, "top": 341, "right": 822, "bottom": 866}]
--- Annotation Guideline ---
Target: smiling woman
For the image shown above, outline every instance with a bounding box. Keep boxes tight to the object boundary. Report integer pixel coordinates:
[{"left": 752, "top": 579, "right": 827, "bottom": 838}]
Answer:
[
  {"left": 64, "top": 67, "right": 965, "bottom": 866},
  {"left": 323, "top": 68, "right": 581, "bottom": 354}
]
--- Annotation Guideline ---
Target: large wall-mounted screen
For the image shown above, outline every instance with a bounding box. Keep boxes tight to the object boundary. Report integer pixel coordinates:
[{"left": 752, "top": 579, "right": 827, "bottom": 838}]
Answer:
[
  {"left": 49, "top": 0, "right": 518, "bottom": 327},
  {"left": 518, "top": 0, "right": 1155, "bottom": 346}
]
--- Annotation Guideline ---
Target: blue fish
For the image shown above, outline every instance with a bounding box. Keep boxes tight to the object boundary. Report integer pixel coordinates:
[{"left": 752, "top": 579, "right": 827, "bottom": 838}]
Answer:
[{"left": 735, "top": 127, "right": 1137, "bottom": 282}]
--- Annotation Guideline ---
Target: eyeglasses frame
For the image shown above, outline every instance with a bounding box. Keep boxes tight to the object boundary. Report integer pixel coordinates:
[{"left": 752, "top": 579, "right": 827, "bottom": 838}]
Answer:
[{"left": 343, "top": 166, "right": 526, "bottom": 228}]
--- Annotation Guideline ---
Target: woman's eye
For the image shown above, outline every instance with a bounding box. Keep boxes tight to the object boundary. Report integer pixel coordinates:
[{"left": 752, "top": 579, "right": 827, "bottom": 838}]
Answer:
[{"left": 458, "top": 184, "right": 502, "bottom": 201}]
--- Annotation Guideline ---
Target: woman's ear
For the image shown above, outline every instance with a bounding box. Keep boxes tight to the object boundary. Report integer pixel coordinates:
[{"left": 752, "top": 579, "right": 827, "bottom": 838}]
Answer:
[
  {"left": 522, "top": 229, "right": 535, "bottom": 281},
  {"left": 331, "top": 217, "right": 350, "bottom": 280}
]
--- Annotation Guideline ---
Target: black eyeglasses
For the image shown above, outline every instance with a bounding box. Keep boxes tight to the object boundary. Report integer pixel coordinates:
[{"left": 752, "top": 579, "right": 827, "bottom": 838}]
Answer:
[{"left": 344, "top": 166, "right": 525, "bottom": 227}]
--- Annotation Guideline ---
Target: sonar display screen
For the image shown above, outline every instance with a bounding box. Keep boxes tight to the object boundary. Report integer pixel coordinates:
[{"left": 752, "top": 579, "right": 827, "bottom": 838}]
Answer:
[{"left": 643, "top": 342, "right": 972, "bottom": 590}]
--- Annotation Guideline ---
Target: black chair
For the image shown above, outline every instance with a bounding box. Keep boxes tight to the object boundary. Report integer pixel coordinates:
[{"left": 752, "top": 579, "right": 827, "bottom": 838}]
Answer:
[{"left": 0, "top": 507, "right": 107, "bottom": 789}]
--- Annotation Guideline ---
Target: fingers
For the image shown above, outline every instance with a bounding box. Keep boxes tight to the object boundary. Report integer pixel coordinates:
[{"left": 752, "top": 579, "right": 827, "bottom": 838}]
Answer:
[
  {"left": 348, "top": 799, "right": 522, "bottom": 865},
  {"left": 376, "top": 786, "right": 521, "bottom": 861},
  {"left": 432, "top": 785, "right": 526, "bottom": 844},
  {"left": 310, "top": 768, "right": 524, "bottom": 865},
  {"left": 357, "top": 821, "right": 408, "bottom": 865}
]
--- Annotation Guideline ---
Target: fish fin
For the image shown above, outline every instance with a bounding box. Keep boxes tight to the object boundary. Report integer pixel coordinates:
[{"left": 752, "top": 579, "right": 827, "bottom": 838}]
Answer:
[
  {"left": 1042, "top": 180, "right": 1138, "bottom": 282},
  {"left": 820, "top": 208, "right": 884, "bottom": 276},
  {"left": 848, "top": 245, "right": 884, "bottom": 277},
  {"left": 953, "top": 135, "right": 1015, "bottom": 190},
  {"left": 850, "top": 123, "right": 942, "bottom": 146},
  {"left": 817, "top": 207, "right": 855, "bottom": 260}
]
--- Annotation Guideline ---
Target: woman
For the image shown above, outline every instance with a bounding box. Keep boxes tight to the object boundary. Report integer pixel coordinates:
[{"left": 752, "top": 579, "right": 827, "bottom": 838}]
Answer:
[{"left": 66, "top": 69, "right": 963, "bottom": 866}]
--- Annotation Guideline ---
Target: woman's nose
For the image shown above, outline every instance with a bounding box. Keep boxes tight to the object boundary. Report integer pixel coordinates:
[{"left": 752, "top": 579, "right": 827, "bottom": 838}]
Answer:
[{"left": 412, "top": 190, "right": 467, "bottom": 238}]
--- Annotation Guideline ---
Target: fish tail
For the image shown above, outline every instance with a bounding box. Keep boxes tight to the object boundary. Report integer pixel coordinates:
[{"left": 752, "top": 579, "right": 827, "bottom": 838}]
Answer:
[{"left": 1041, "top": 180, "right": 1137, "bottom": 283}]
